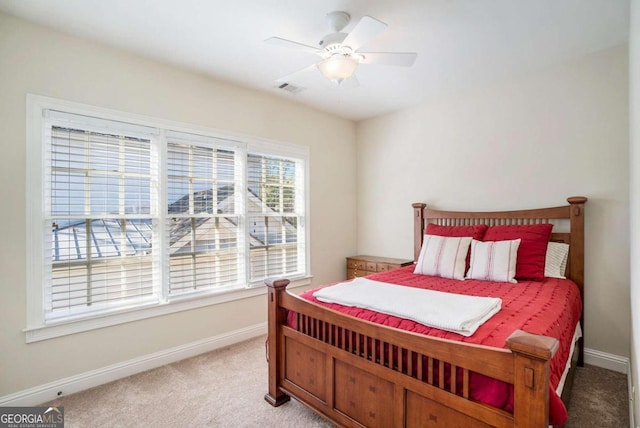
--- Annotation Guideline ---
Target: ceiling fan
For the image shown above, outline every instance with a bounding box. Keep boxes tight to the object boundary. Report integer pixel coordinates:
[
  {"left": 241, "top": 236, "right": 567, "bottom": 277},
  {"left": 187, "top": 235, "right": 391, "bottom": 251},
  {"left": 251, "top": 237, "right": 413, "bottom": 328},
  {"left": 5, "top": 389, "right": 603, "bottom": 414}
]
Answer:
[{"left": 265, "top": 11, "right": 417, "bottom": 88}]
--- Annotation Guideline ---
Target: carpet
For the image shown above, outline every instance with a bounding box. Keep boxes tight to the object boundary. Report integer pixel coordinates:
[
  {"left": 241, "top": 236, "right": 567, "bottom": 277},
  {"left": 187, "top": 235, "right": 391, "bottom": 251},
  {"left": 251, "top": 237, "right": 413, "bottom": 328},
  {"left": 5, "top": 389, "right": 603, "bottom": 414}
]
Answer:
[
  {"left": 564, "top": 364, "right": 628, "bottom": 428},
  {"left": 43, "top": 336, "right": 628, "bottom": 427}
]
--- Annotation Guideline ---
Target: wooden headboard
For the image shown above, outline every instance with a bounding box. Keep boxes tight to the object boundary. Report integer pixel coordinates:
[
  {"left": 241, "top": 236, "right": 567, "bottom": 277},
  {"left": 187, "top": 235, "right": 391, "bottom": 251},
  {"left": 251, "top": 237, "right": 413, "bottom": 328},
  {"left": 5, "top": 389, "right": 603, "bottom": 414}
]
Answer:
[{"left": 412, "top": 196, "right": 587, "bottom": 296}]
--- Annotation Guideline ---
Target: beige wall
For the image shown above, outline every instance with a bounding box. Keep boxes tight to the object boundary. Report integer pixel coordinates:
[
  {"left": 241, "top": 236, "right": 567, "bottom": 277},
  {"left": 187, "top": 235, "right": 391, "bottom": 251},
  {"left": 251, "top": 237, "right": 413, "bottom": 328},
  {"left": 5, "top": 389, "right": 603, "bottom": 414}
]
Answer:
[
  {"left": 356, "top": 45, "right": 630, "bottom": 358},
  {"left": 0, "top": 12, "right": 357, "bottom": 396}
]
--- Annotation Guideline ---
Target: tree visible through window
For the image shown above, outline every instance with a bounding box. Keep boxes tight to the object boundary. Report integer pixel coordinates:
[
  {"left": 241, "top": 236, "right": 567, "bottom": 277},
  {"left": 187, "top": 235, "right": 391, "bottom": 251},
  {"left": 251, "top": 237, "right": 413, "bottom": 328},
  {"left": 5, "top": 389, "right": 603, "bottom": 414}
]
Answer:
[{"left": 248, "top": 154, "right": 303, "bottom": 281}]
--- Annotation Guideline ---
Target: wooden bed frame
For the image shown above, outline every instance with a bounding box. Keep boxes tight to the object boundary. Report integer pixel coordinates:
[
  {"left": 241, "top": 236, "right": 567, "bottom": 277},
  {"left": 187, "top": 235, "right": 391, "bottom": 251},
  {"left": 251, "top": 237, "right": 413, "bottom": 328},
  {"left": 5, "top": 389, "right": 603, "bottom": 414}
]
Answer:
[{"left": 265, "top": 196, "right": 587, "bottom": 428}]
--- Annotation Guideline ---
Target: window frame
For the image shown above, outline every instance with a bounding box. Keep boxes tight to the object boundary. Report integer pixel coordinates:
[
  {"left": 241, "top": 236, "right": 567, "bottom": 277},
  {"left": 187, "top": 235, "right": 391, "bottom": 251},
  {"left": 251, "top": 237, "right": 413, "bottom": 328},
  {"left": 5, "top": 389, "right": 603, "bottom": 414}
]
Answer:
[{"left": 26, "top": 94, "right": 311, "bottom": 343}]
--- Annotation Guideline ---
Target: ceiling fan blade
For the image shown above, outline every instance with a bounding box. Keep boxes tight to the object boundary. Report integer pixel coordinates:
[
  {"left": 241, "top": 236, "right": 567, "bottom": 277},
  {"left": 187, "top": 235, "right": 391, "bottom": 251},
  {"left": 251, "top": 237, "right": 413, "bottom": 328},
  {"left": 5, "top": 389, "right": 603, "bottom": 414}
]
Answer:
[
  {"left": 274, "top": 63, "right": 318, "bottom": 84},
  {"left": 341, "top": 16, "right": 387, "bottom": 51},
  {"left": 264, "top": 37, "right": 323, "bottom": 55},
  {"left": 359, "top": 52, "right": 417, "bottom": 67}
]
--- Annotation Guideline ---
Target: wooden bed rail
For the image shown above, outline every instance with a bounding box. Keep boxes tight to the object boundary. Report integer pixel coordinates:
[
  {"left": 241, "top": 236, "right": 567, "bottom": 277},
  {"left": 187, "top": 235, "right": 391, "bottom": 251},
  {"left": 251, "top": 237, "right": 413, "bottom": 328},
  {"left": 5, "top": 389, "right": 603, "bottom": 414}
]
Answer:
[{"left": 265, "top": 278, "right": 559, "bottom": 427}]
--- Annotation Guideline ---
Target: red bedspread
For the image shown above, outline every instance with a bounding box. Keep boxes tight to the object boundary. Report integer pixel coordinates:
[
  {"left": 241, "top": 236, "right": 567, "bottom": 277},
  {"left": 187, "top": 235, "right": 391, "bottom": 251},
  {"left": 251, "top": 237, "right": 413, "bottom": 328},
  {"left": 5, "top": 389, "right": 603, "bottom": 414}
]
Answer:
[{"left": 293, "top": 265, "right": 582, "bottom": 425}]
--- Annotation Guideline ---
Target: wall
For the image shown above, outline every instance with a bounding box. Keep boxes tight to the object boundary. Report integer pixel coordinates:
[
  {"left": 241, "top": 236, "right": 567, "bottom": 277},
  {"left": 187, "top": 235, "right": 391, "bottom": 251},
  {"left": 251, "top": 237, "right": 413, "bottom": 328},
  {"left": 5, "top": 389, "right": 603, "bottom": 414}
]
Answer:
[
  {"left": 629, "top": 0, "right": 639, "bottom": 424},
  {"left": 0, "top": 12, "right": 357, "bottom": 397},
  {"left": 356, "top": 45, "right": 630, "bottom": 359}
]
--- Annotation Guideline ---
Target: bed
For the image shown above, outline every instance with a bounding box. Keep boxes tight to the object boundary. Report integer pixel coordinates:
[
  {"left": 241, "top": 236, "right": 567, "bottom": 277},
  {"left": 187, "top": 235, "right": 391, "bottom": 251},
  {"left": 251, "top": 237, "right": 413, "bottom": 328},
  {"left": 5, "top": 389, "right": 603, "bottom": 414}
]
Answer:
[{"left": 265, "top": 197, "right": 586, "bottom": 428}]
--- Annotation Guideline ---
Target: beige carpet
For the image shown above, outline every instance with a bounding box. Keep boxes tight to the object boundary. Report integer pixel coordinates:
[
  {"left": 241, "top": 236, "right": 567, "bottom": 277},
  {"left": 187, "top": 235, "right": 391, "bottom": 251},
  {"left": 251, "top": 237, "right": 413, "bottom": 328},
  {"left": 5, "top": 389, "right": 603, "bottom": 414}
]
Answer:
[
  {"left": 43, "top": 336, "right": 628, "bottom": 427},
  {"left": 564, "top": 364, "right": 629, "bottom": 428}
]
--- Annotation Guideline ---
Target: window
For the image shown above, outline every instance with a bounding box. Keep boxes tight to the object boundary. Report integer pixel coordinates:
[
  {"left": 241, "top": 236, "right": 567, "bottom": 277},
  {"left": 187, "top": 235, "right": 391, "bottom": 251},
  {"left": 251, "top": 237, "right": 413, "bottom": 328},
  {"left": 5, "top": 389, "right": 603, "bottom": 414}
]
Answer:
[
  {"left": 166, "top": 133, "right": 244, "bottom": 296},
  {"left": 26, "top": 95, "right": 310, "bottom": 341},
  {"left": 47, "top": 124, "right": 156, "bottom": 320},
  {"left": 247, "top": 154, "right": 305, "bottom": 281}
]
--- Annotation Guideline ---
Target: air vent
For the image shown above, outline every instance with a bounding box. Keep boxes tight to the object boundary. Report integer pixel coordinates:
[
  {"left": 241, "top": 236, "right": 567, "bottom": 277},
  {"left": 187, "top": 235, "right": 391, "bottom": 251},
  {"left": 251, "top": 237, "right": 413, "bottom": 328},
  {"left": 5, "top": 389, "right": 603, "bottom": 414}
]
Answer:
[{"left": 276, "top": 82, "right": 306, "bottom": 94}]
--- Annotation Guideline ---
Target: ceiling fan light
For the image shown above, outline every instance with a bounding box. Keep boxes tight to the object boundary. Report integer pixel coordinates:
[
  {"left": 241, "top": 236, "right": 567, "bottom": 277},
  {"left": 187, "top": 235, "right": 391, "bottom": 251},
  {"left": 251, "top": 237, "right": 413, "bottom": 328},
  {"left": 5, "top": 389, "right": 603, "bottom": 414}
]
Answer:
[{"left": 317, "top": 55, "right": 359, "bottom": 84}]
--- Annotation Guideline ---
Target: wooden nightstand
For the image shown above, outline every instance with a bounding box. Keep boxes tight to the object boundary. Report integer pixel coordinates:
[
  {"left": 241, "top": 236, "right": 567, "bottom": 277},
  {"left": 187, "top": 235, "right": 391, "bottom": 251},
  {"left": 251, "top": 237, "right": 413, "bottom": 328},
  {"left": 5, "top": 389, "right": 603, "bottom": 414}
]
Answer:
[{"left": 346, "top": 255, "right": 413, "bottom": 279}]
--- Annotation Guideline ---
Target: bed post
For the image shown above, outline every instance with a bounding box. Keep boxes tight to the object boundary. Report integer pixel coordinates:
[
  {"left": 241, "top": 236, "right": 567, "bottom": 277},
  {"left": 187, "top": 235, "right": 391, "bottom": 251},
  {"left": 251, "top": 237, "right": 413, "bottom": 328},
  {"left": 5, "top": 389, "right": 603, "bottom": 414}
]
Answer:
[
  {"left": 264, "top": 278, "right": 291, "bottom": 407},
  {"left": 507, "top": 330, "right": 559, "bottom": 427},
  {"left": 412, "top": 203, "right": 426, "bottom": 262},
  {"left": 567, "top": 196, "right": 587, "bottom": 367}
]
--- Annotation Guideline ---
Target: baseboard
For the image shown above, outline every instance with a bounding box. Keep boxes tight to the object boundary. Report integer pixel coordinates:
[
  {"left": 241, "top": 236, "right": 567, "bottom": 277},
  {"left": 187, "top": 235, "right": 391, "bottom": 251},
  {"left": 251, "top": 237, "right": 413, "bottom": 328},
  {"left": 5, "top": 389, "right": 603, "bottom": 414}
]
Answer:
[
  {"left": 0, "top": 322, "right": 267, "bottom": 407},
  {"left": 628, "top": 359, "right": 635, "bottom": 428},
  {"left": 584, "top": 347, "right": 629, "bottom": 374}
]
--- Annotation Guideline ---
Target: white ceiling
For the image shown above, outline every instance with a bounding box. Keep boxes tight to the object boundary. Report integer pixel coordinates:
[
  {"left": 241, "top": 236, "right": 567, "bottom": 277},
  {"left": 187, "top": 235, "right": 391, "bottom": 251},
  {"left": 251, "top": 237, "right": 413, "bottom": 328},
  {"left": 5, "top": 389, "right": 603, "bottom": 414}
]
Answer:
[{"left": 0, "top": 0, "right": 630, "bottom": 121}]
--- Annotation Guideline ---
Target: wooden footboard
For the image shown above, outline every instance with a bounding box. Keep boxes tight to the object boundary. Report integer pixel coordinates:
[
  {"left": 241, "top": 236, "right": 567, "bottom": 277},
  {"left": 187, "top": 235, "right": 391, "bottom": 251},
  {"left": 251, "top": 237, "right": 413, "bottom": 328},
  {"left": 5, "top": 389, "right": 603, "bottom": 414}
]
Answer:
[{"left": 265, "top": 278, "right": 558, "bottom": 428}]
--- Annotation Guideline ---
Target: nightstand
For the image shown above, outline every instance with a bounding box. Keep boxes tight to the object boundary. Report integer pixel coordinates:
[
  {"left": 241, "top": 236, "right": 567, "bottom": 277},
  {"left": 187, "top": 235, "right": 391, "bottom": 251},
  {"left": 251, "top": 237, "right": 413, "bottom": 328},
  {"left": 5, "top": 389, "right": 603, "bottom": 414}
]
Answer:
[{"left": 346, "top": 255, "right": 413, "bottom": 279}]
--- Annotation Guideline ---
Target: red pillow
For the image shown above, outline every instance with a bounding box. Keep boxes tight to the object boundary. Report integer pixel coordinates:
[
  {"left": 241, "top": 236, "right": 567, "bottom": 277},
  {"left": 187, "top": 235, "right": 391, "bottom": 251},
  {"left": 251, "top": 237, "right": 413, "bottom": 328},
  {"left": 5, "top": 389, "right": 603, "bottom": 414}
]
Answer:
[
  {"left": 425, "top": 223, "right": 488, "bottom": 240},
  {"left": 426, "top": 224, "right": 488, "bottom": 272},
  {"left": 483, "top": 224, "right": 553, "bottom": 281}
]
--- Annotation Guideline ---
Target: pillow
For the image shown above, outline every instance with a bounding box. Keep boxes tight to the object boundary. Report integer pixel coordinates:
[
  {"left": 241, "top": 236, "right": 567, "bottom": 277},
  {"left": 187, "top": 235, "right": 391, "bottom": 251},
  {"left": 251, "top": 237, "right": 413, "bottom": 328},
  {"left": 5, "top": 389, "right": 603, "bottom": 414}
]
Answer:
[
  {"left": 426, "top": 224, "right": 488, "bottom": 272},
  {"left": 466, "top": 239, "right": 521, "bottom": 283},
  {"left": 545, "top": 242, "right": 569, "bottom": 279},
  {"left": 425, "top": 223, "right": 488, "bottom": 241},
  {"left": 414, "top": 235, "right": 472, "bottom": 280},
  {"left": 483, "top": 224, "right": 553, "bottom": 281}
]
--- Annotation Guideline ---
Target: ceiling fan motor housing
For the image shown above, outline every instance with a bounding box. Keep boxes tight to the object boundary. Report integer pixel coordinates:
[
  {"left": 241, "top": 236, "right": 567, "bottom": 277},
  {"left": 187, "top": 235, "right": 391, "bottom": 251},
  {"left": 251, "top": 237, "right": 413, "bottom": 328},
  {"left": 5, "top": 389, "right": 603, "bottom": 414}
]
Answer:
[{"left": 319, "top": 32, "right": 348, "bottom": 52}]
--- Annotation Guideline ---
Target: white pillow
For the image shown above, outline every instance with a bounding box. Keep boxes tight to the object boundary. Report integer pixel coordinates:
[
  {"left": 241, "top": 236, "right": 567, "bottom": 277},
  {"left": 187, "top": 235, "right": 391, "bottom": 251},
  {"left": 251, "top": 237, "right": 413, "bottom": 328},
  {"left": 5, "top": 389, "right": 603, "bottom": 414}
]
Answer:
[
  {"left": 545, "top": 242, "right": 569, "bottom": 279},
  {"left": 466, "top": 239, "right": 521, "bottom": 283},
  {"left": 414, "top": 235, "right": 472, "bottom": 280}
]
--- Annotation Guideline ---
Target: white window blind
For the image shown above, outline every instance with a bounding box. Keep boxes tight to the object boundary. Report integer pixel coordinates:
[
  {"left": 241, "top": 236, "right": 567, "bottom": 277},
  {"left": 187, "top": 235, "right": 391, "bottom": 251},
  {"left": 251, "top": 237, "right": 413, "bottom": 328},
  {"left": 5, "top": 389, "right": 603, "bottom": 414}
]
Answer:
[
  {"left": 166, "top": 133, "right": 244, "bottom": 295},
  {"left": 28, "top": 96, "right": 310, "bottom": 339},
  {"left": 46, "top": 125, "right": 156, "bottom": 320},
  {"left": 247, "top": 154, "right": 306, "bottom": 282}
]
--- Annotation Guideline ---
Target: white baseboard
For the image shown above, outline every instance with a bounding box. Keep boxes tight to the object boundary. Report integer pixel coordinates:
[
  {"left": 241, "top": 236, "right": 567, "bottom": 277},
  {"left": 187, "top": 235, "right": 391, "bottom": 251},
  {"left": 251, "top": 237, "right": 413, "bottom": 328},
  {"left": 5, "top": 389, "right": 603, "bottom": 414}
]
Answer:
[
  {"left": 584, "top": 347, "right": 629, "bottom": 374},
  {"left": 628, "top": 359, "right": 635, "bottom": 428},
  {"left": 0, "top": 322, "right": 267, "bottom": 407}
]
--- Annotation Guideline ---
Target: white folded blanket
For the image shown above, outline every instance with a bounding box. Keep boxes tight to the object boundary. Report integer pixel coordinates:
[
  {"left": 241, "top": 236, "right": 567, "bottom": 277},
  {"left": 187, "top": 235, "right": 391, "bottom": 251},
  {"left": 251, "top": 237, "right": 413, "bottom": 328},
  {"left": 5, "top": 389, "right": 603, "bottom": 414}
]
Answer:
[{"left": 313, "top": 277, "right": 502, "bottom": 337}]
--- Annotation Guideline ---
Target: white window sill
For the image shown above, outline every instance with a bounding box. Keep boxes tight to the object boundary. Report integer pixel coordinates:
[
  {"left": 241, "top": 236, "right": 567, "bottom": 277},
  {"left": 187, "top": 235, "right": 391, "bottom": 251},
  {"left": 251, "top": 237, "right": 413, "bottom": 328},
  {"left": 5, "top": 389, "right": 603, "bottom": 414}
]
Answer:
[{"left": 24, "top": 276, "right": 312, "bottom": 343}]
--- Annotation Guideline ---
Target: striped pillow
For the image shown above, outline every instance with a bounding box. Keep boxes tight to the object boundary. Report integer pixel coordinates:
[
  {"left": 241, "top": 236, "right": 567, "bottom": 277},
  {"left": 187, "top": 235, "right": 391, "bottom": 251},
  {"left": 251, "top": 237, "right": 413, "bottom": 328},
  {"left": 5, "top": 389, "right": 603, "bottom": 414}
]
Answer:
[
  {"left": 467, "top": 239, "right": 521, "bottom": 283},
  {"left": 545, "top": 242, "right": 569, "bottom": 279},
  {"left": 483, "top": 224, "right": 552, "bottom": 281},
  {"left": 414, "top": 235, "right": 472, "bottom": 280}
]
